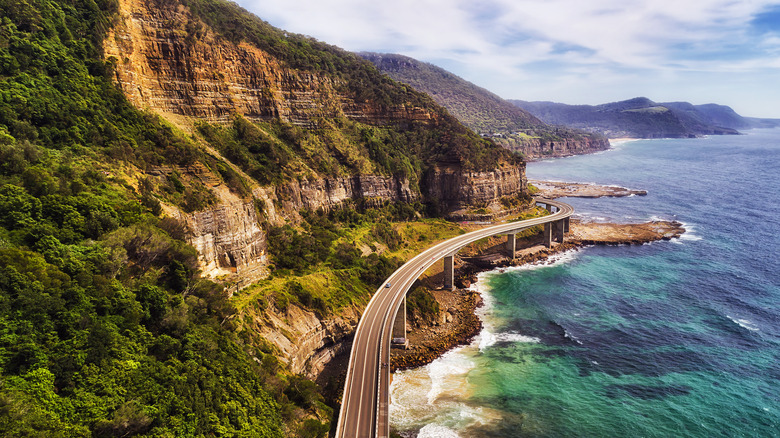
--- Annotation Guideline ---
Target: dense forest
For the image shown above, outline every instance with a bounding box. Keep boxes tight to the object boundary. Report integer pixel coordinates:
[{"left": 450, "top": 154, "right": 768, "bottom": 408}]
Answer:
[{"left": 0, "top": 0, "right": 313, "bottom": 435}]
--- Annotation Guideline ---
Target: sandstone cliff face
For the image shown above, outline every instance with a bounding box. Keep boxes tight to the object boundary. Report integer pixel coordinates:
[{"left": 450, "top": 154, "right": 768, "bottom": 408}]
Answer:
[
  {"left": 248, "top": 303, "right": 361, "bottom": 378},
  {"left": 104, "top": 0, "right": 436, "bottom": 127},
  {"left": 182, "top": 200, "right": 267, "bottom": 279},
  {"left": 495, "top": 136, "right": 611, "bottom": 159},
  {"left": 171, "top": 173, "right": 417, "bottom": 283},
  {"left": 424, "top": 164, "right": 527, "bottom": 210},
  {"left": 268, "top": 174, "right": 418, "bottom": 221}
]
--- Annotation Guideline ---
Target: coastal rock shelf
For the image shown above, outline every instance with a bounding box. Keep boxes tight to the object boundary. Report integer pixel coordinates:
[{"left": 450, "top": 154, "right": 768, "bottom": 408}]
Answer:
[{"left": 530, "top": 179, "right": 647, "bottom": 198}]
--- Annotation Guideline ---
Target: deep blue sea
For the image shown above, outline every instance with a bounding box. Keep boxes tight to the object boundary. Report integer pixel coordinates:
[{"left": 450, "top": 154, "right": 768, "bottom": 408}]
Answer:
[{"left": 390, "top": 130, "right": 780, "bottom": 437}]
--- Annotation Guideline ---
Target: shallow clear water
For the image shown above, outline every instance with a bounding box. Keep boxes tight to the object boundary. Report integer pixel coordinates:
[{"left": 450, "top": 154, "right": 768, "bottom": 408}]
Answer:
[{"left": 390, "top": 130, "right": 780, "bottom": 437}]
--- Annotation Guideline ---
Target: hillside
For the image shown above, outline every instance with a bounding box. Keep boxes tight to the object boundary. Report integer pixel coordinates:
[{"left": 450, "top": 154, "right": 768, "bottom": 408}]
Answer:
[
  {"left": 511, "top": 97, "right": 746, "bottom": 138},
  {"left": 0, "top": 0, "right": 536, "bottom": 436},
  {"left": 360, "top": 53, "right": 610, "bottom": 159}
]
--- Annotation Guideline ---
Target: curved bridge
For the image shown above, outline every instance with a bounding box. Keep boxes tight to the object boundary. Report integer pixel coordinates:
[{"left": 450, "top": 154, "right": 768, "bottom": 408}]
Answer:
[{"left": 336, "top": 199, "right": 574, "bottom": 438}]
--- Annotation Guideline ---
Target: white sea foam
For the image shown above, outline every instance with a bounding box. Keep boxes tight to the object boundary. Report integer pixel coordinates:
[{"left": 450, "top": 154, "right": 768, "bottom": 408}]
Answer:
[
  {"left": 608, "top": 138, "right": 642, "bottom": 147},
  {"left": 479, "top": 330, "right": 541, "bottom": 351},
  {"left": 727, "top": 315, "right": 760, "bottom": 332},
  {"left": 564, "top": 329, "right": 583, "bottom": 345},
  {"left": 668, "top": 221, "right": 702, "bottom": 244},
  {"left": 677, "top": 222, "right": 702, "bottom": 241},
  {"left": 418, "top": 424, "right": 462, "bottom": 438},
  {"left": 426, "top": 349, "right": 474, "bottom": 405},
  {"left": 575, "top": 212, "right": 613, "bottom": 223}
]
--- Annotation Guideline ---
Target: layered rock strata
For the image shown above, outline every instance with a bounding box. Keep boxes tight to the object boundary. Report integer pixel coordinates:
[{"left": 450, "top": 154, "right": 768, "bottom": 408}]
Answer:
[
  {"left": 104, "top": 0, "right": 436, "bottom": 127},
  {"left": 246, "top": 303, "right": 361, "bottom": 378},
  {"left": 424, "top": 164, "right": 527, "bottom": 210},
  {"left": 495, "top": 136, "right": 611, "bottom": 159}
]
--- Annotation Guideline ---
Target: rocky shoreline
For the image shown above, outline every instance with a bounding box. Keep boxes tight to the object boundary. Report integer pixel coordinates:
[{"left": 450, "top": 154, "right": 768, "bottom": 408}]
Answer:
[
  {"left": 389, "top": 219, "right": 685, "bottom": 371},
  {"left": 529, "top": 179, "right": 648, "bottom": 198}
]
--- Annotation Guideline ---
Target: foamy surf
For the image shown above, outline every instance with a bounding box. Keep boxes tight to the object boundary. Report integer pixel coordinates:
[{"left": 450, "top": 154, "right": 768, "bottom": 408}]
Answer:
[
  {"left": 425, "top": 350, "right": 474, "bottom": 404},
  {"left": 727, "top": 315, "right": 760, "bottom": 332},
  {"left": 668, "top": 221, "right": 702, "bottom": 244},
  {"left": 478, "top": 330, "right": 541, "bottom": 351},
  {"left": 418, "top": 424, "right": 461, "bottom": 438},
  {"left": 391, "top": 249, "right": 580, "bottom": 435}
]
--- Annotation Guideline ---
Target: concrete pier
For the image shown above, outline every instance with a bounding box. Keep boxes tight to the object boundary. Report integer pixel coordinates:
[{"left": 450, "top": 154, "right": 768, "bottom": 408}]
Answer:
[
  {"left": 443, "top": 255, "right": 454, "bottom": 290},
  {"left": 391, "top": 298, "right": 408, "bottom": 349},
  {"left": 506, "top": 233, "right": 517, "bottom": 258},
  {"left": 543, "top": 222, "right": 553, "bottom": 247},
  {"left": 555, "top": 219, "right": 565, "bottom": 242}
]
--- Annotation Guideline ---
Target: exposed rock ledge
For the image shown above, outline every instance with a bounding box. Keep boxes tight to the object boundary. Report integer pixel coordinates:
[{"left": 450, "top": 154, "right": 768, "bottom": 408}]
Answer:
[{"left": 530, "top": 179, "right": 647, "bottom": 198}]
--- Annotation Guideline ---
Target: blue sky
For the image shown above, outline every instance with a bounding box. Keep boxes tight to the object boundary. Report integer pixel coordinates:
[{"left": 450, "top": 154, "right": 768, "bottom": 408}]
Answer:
[{"left": 236, "top": 0, "right": 780, "bottom": 117}]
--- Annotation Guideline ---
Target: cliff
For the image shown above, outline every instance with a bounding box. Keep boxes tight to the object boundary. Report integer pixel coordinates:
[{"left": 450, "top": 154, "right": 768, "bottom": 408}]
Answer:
[
  {"left": 104, "top": 0, "right": 435, "bottom": 127},
  {"left": 101, "top": 0, "right": 532, "bottom": 385},
  {"left": 495, "top": 135, "right": 611, "bottom": 159},
  {"left": 104, "top": 0, "right": 529, "bottom": 284},
  {"left": 424, "top": 164, "right": 527, "bottom": 210},
  {"left": 245, "top": 302, "right": 362, "bottom": 378}
]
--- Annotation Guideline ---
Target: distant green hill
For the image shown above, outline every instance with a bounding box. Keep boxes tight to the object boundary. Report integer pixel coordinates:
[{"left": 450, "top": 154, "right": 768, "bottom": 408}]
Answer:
[
  {"left": 510, "top": 97, "right": 758, "bottom": 138},
  {"left": 360, "top": 52, "right": 610, "bottom": 158}
]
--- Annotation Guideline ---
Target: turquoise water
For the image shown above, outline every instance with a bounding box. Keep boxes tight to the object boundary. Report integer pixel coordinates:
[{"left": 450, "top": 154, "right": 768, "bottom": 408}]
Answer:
[{"left": 390, "top": 130, "right": 780, "bottom": 437}]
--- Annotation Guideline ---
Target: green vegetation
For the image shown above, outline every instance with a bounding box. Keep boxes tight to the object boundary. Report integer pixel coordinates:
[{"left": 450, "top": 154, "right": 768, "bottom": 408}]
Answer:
[
  {"left": 406, "top": 286, "right": 439, "bottom": 321},
  {"left": 360, "top": 53, "right": 542, "bottom": 133},
  {"left": 0, "top": 0, "right": 328, "bottom": 435},
  {"left": 239, "top": 202, "right": 428, "bottom": 313}
]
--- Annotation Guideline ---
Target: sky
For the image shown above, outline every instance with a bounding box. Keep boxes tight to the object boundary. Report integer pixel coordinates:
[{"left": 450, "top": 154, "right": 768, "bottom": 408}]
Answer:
[{"left": 236, "top": 0, "right": 780, "bottom": 117}]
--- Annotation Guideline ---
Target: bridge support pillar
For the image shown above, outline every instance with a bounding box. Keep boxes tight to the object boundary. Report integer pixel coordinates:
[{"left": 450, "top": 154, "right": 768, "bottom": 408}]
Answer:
[
  {"left": 506, "top": 233, "right": 517, "bottom": 259},
  {"left": 391, "top": 298, "right": 408, "bottom": 349},
  {"left": 443, "top": 255, "right": 455, "bottom": 290},
  {"left": 564, "top": 217, "right": 570, "bottom": 233},
  {"left": 545, "top": 203, "right": 554, "bottom": 213},
  {"left": 555, "top": 219, "right": 565, "bottom": 242},
  {"left": 543, "top": 222, "right": 553, "bottom": 248}
]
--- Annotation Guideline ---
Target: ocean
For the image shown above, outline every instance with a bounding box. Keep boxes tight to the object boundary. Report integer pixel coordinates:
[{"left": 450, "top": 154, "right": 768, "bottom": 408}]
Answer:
[{"left": 389, "top": 129, "right": 780, "bottom": 437}]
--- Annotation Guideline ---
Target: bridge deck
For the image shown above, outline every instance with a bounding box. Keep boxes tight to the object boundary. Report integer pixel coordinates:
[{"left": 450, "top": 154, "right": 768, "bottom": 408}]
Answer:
[{"left": 336, "top": 199, "right": 574, "bottom": 438}]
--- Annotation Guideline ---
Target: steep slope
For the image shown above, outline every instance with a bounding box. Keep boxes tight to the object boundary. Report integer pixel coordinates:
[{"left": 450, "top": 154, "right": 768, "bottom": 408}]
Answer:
[
  {"left": 512, "top": 97, "right": 741, "bottom": 138},
  {"left": 102, "top": 0, "right": 532, "bottom": 283},
  {"left": 683, "top": 103, "right": 751, "bottom": 129},
  {"left": 360, "top": 52, "right": 610, "bottom": 159},
  {"left": 0, "top": 0, "right": 295, "bottom": 435}
]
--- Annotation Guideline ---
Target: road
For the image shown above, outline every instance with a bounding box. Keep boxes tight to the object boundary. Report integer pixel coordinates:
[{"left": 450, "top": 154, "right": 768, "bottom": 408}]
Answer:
[{"left": 335, "top": 198, "right": 574, "bottom": 438}]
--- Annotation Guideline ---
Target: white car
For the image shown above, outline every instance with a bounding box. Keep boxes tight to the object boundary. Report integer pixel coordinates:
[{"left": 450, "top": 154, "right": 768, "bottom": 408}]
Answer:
[{"left": 385, "top": 283, "right": 391, "bottom": 288}]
